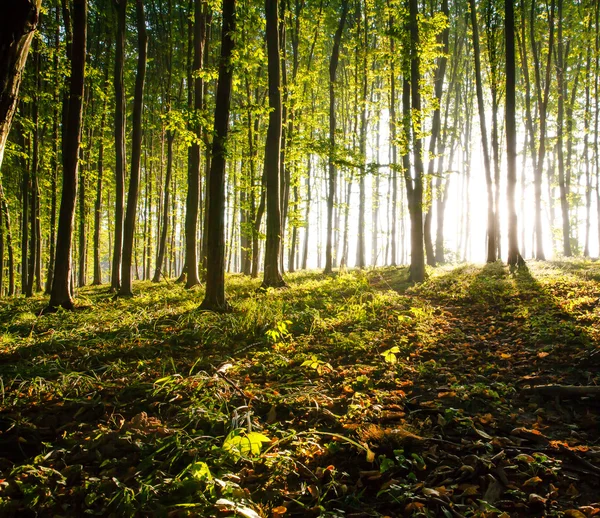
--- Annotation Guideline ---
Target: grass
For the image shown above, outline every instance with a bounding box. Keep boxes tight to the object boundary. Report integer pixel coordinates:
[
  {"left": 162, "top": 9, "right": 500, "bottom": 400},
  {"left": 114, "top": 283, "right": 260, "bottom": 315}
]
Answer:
[{"left": 0, "top": 261, "right": 599, "bottom": 517}]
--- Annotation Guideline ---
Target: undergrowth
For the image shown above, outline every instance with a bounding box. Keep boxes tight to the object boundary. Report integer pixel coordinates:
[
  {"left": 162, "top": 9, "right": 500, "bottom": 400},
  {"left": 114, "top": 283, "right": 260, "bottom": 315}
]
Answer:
[{"left": 0, "top": 261, "right": 599, "bottom": 517}]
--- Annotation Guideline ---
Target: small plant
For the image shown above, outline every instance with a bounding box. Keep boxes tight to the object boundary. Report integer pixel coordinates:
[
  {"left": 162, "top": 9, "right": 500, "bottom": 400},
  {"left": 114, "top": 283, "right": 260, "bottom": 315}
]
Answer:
[
  {"left": 223, "top": 429, "right": 271, "bottom": 460},
  {"left": 301, "top": 355, "right": 334, "bottom": 375}
]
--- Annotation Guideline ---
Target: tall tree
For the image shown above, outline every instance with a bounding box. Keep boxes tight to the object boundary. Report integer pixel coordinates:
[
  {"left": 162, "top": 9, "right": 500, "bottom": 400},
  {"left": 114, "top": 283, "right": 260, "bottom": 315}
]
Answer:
[
  {"left": 111, "top": 0, "right": 127, "bottom": 290},
  {"left": 200, "top": 0, "right": 236, "bottom": 311},
  {"left": 324, "top": 0, "right": 349, "bottom": 274},
  {"left": 505, "top": 0, "right": 523, "bottom": 267},
  {"left": 119, "top": 0, "right": 147, "bottom": 297},
  {"left": 261, "top": 0, "right": 287, "bottom": 287},
  {"left": 405, "top": 0, "right": 425, "bottom": 282},
  {"left": 469, "top": 0, "right": 496, "bottom": 263},
  {"left": 185, "top": 0, "right": 208, "bottom": 289},
  {"left": 48, "top": 0, "right": 86, "bottom": 309},
  {"left": 0, "top": 0, "right": 42, "bottom": 169}
]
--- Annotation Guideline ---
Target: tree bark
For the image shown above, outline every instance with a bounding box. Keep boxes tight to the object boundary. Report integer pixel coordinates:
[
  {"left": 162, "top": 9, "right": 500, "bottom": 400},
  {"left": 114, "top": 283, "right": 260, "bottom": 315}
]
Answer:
[
  {"left": 506, "top": 0, "right": 524, "bottom": 267},
  {"left": 49, "top": 0, "right": 86, "bottom": 310},
  {"left": 261, "top": 0, "right": 287, "bottom": 288},
  {"left": 200, "top": 0, "right": 236, "bottom": 311},
  {"left": 0, "top": 184, "right": 14, "bottom": 296},
  {"left": 119, "top": 0, "right": 147, "bottom": 297},
  {"left": 324, "top": 0, "right": 349, "bottom": 274},
  {"left": 555, "top": 0, "right": 571, "bottom": 256},
  {"left": 406, "top": 0, "right": 425, "bottom": 283},
  {"left": 111, "top": 0, "right": 127, "bottom": 290},
  {"left": 469, "top": 0, "right": 496, "bottom": 263},
  {"left": 0, "top": 0, "right": 41, "bottom": 169},
  {"left": 185, "top": 0, "right": 208, "bottom": 288}
]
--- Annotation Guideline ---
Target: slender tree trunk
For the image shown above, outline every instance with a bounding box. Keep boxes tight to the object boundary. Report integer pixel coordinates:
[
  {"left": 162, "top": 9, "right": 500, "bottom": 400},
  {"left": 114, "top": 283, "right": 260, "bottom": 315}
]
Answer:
[
  {"left": 555, "top": 0, "right": 571, "bottom": 256},
  {"left": 469, "top": 0, "right": 496, "bottom": 263},
  {"left": 261, "top": 0, "right": 287, "bottom": 288},
  {"left": 324, "top": 0, "right": 349, "bottom": 274},
  {"left": 111, "top": 0, "right": 127, "bottom": 290},
  {"left": 119, "top": 0, "right": 147, "bottom": 297},
  {"left": 49, "top": 0, "right": 86, "bottom": 310},
  {"left": 389, "top": 10, "right": 398, "bottom": 266},
  {"left": 153, "top": 131, "right": 174, "bottom": 281},
  {"left": 46, "top": 6, "right": 61, "bottom": 294},
  {"left": 301, "top": 152, "right": 311, "bottom": 270},
  {"left": 406, "top": 0, "right": 425, "bottom": 282},
  {"left": 200, "top": 0, "right": 236, "bottom": 310},
  {"left": 584, "top": 22, "right": 592, "bottom": 256},
  {"left": 531, "top": 0, "right": 555, "bottom": 260},
  {"left": 93, "top": 71, "right": 109, "bottom": 285},
  {"left": 0, "top": 185, "right": 14, "bottom": 296},
  {"left": 506, "top": 0, "right": 524, "bottom": 266},
  {"left": 356, "top": 1, "right": 369, "bottom": 269},
  {"left": 186, "top": 0, "right": 208, "bottom": 288}
]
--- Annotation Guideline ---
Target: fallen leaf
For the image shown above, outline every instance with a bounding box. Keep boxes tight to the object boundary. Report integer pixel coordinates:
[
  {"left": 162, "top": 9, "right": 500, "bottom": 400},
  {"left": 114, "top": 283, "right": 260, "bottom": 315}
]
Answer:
[
  {"left": 523, "top": 476, "right": 542, "bottom": 487},
  {"left": 272, "top": 506, "right": 287, "bottom": 517}
]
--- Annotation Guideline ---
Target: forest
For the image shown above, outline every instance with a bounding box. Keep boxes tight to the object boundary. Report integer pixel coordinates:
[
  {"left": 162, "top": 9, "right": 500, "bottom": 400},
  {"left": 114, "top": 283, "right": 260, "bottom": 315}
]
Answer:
[{"left": 1, "top": 0, "right": 600, "bottom": 515}]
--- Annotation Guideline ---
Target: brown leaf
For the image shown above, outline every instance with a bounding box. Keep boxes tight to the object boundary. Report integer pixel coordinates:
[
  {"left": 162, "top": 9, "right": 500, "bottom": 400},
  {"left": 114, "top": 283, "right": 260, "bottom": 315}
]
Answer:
[{"left": 523, "top": 476, "right": 542, "bottom": 487}]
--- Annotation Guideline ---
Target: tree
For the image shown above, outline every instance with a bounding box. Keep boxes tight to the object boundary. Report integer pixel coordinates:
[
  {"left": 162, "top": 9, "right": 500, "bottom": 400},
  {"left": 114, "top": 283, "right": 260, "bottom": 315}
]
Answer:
[
  {"left": 404, "top": 0, "right": 425, "bottom": 283},
  {"left": 324, "top": 0, "right": 349, "bottom": 274},
  {"left": 0, "top": 0, "right": 42, "bottom": 169},
  {"left": 200, "top": 0, "right": 236, "bottom": 311},
  {"left": 119, "top": 0, "right": 147, "bottom": 297},
  {"left": 469, "top": 0, "right": 496, "bottom": 263},
  {"left": 111, "top": 0, "right": 127, "bottom": 290},
  {"left": 185, "top": 0, "right": 208, "bottom": 289},
  {"left": 505, "top": 0, "right": 524, "bottom": 267},
  {"left": 261, "top": 0, "right": 287, "bottom": 288},
  {"left": 48, "top": 0, "right": 86, "bottom": 310}
]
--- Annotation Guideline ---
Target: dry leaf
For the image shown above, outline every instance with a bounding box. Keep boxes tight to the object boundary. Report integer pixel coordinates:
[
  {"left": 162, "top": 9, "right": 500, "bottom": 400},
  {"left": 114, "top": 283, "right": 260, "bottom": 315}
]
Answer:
[
  {"left": 523, "top": 476, "right": 542, "bottom": 487},
  {"left": 565, "top": 511, "right": 587, "bottom": 518},
  {"left": 458, "top": 483, "right": 479, "bottom": 495}
]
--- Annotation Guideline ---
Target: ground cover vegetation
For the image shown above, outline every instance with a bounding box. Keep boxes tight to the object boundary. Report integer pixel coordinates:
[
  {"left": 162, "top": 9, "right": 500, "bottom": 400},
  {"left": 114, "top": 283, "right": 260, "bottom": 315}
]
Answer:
[{"left": 0, "top": 261, "right": 599, "bottom": 516}]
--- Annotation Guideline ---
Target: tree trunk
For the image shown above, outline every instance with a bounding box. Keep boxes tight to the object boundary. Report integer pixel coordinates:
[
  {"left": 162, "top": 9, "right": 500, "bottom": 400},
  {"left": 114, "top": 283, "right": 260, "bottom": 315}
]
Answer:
[
  {"left": 93, "top": 54, "right": 110, "bottom": 285},
  {"left": 555, "top": 0, "right": 571, "bottom": 256},
  {"left": 0, "top": 184, "right": 14, "bottom": 296},
  {"left": 301, "top": 152, "right": 311, "bottom": 270},
  {"left": 49, "top": 0, "right": 86, "bottom": 310},
  {"left": 153, "top": 130, "right": 174, "bottom": 282},
  {"left": 200, "top": 0, "right": 236, "bottom": 311},
  {"left": 469, "top": 0, "right": 496, "bottom": 263},
  {"left": 119, "top": 0, "right": 147, "bottom": 297},
  {"left": 531, "top": 0, "right": 555, "bottom": 260},
  {"left": 111, "top": 0, "right": 127, "bottom": 290},
  {"left": 185, "top": 0, "right": 208, "bottom": 288},
  {"left": 46, "top": 3, "right": 60, "bottom": 294},
  {"left": 406, "top": 0, "right": 425, "bottom": 282},
  {"left": 389, "top": 8, "right": 398, "bottom": 267},
  {"left": 324, "top": 0, "right": 349, "bottom": 274},
  {"left": 261, "top": 0, "right": 287, "bottom": 288},
  {"left": 506, "top": 0, "right": 524, "bottom": 267},
  {"left": 0, "top": 0, "right": 41, "bottom": 168}
]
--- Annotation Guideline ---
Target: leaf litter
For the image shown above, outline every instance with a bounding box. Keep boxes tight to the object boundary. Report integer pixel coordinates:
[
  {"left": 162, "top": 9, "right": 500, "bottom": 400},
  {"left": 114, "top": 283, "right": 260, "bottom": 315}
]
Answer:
[{"left": 0, "top": 261, "right": 599, "bottom": 516}]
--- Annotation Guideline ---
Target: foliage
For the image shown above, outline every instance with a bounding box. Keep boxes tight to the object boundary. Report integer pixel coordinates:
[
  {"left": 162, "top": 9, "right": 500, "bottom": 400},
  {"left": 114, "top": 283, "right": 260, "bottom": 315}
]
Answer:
[{"left": 0, "top": 262, "right": 599, "bottom": 515}]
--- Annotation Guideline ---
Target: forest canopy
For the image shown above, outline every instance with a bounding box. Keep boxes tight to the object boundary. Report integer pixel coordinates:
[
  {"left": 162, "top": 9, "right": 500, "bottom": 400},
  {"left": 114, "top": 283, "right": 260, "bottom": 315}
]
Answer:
[{"left": 0, "top": 0, "right": 598, "bottom": 304}]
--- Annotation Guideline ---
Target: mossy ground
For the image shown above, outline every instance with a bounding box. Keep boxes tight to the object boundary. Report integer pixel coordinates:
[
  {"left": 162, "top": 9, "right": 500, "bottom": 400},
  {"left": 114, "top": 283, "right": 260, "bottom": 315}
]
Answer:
[{"left": 1, "top": 261, "right": 599, "bottom": 517}]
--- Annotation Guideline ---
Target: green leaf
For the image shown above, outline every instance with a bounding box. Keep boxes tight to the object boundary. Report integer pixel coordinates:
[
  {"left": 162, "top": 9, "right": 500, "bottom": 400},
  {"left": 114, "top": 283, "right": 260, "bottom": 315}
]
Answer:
[{"left": 223, "top": 430, "right": 271, "bottom": 458}]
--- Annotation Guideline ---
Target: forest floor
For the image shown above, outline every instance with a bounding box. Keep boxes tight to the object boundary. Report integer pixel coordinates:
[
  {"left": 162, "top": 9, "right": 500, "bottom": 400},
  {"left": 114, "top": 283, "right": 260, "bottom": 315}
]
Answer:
[{"left": 0, "top": 261, "right": 599, "bottom": 517}]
